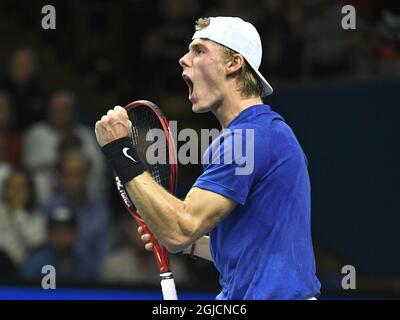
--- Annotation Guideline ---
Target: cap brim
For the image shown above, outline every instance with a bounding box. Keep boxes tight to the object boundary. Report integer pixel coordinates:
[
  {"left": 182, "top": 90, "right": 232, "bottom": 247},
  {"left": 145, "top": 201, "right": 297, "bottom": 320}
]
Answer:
[{"left": 250, "top": 63, "right": 273, "bottom": 97}]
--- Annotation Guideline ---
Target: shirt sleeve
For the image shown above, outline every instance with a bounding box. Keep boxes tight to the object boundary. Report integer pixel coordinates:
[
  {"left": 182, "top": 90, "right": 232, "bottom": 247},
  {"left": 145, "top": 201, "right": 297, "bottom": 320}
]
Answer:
[{"left": 193, "top": 128, "right": 257, "bottom": 206}]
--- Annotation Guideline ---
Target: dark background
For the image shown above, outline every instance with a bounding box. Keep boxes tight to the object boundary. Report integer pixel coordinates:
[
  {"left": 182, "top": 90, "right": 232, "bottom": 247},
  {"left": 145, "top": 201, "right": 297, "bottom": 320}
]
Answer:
[{"left": 0, "top": 0, "right": 399, "bottom": 299}]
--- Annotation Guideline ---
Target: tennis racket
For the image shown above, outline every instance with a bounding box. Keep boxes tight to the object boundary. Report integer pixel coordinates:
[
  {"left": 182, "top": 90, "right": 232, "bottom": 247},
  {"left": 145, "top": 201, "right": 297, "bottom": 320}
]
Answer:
[{"left": 113, "top": 100, "right": 178, "bottom": 300}]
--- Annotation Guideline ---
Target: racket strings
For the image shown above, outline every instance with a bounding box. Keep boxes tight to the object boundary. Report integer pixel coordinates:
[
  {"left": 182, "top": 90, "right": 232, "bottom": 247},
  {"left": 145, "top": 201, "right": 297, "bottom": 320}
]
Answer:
[{"left": 128, "top": 107, "right": 171, "bottom": 190}]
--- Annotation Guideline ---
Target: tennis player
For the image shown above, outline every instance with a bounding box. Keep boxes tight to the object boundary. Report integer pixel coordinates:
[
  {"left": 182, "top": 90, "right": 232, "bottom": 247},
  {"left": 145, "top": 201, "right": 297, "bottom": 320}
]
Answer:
[{"left": 95, "top": 17, "right": 321, "bottom": 300}]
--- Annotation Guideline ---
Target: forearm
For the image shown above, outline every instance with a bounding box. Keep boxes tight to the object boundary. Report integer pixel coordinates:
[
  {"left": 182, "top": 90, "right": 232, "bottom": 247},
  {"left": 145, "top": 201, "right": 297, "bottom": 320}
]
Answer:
[
  {"left": 96, "top": 106, "right": 236, "bottom": 255},
  {"left": 125, "top": 172, "right": 197, "bottom": 252}
]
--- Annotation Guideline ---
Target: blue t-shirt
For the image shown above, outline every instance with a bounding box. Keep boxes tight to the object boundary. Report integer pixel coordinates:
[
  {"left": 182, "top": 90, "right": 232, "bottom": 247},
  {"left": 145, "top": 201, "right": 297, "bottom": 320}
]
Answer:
[{"left": 193, "top": 104, "right": 321, "bottom": 300}]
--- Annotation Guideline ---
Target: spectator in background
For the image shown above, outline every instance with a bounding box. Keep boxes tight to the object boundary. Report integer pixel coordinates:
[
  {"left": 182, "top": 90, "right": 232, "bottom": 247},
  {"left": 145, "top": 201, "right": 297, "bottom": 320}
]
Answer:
[
  {"left": 0, "top": 47, "right": 46, "bottom": 132},
  {"left": 0, "top": 93, "right": 22, "bottom": 165},
  {"left": 141, "top": 0, "right": 197, "bottom": 92},
  {"left": 207, "top": 0, "right": 251, "bottom": 21},
  {"left": 22, "top": 205, "right": 97, "bottom": 282},
  {"left": 0, "top": 251, "right": 17, "bottom": 280},
  {"left": 101, "top": 215, "right": 189, "bottom": 286},
  {"left": 43, "top": 150, "right": 110, "bottom": 271},
  {"left": 303, "top": 0, "right": 353, "bottom": 78},
  {"left": 22, "top": 90, "right": 105, "bottom": 204},
  {"left": 0, "top": 94, "right": 13, "bottom": 192},
  {"left": 375, "top": 5, "right": 400, "bottom": 75},
  {"left": 279, "top": 1, "right": 306, "bottom": 79},
  {"left": 254, "top": 0, "right": 287, "bottom": 80},
  {"left": 0, "top": 169, "right": 45, "bottom": 269}
]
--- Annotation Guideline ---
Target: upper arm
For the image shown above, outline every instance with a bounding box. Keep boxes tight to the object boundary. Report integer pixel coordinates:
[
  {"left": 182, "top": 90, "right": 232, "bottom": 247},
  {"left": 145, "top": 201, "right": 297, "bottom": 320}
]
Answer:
[
  {"left": 124, "top": 172, "right": 236, "bottom": 252},
  {"left": 181, "top": 186, "right": 237, "bottom": 242}
]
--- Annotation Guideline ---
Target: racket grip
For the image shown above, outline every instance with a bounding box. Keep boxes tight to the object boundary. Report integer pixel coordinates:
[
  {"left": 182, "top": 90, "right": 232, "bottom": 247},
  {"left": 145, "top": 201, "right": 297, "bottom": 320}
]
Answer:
[{"left": 160, "top": 272, "right": 178, "bottom": 300}]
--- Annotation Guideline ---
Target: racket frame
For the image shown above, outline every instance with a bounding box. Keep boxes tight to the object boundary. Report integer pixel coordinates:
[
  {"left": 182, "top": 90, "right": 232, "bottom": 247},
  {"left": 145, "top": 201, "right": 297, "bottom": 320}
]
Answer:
[{"left": 112, "top": 100, "right": 178, "bottom": 300}]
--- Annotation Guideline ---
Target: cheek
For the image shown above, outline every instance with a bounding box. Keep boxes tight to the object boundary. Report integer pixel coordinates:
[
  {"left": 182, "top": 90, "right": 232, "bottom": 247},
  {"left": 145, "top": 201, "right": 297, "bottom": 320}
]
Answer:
[{"left": 197, "top": 63, "right": 223, "bottom": 91}]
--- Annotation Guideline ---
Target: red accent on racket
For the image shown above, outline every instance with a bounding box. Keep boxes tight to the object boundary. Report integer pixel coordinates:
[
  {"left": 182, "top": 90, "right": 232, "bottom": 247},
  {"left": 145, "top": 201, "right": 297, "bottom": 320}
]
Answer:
[{"left": 113, "top": 100, "right": 178, "bottom": 275}]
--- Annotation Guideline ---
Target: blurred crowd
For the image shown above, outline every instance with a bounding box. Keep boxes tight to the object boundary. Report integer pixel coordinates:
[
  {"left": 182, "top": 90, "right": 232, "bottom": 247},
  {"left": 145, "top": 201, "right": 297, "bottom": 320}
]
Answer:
[{"left": 0, "top": 0, "right": 399, "bottom": 288}]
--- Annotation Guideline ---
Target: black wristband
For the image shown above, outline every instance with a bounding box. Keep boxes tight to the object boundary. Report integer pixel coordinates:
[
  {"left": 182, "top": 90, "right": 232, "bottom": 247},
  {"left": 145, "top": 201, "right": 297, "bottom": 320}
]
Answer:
[{"left": 101, "top": 137, "right": 147, "bottom": 184}]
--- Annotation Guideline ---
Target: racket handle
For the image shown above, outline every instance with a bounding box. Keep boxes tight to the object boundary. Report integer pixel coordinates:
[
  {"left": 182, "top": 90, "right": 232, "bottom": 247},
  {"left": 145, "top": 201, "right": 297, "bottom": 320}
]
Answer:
[{"left": 160, "top": 272, "right": 178, "bottom": 300}]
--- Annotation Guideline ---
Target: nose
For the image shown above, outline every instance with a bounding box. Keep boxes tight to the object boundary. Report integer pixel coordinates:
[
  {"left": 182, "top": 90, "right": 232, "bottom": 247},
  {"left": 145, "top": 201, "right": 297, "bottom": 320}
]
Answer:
[{"left": 179, "top": 52, "right": 190, "bottom": 68}]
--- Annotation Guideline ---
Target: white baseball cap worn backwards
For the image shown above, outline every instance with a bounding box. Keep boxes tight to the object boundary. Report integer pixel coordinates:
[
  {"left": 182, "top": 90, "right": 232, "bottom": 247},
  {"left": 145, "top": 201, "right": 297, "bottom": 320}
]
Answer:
[{"left": 192, "top": 16, "right": 273, "bottom": 97}]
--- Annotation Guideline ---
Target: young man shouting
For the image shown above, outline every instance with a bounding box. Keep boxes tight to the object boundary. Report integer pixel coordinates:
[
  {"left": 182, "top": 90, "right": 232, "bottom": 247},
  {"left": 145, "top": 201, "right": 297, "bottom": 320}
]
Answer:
[{"left": 95, "top": 17, "right": 321, "bottom": 300}]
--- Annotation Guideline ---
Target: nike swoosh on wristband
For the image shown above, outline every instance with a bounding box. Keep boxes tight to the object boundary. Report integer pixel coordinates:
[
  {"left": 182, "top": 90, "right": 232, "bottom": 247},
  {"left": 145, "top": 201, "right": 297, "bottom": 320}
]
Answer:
[{"left": 122, "top": 147, "right": 138, "bottom": 163}]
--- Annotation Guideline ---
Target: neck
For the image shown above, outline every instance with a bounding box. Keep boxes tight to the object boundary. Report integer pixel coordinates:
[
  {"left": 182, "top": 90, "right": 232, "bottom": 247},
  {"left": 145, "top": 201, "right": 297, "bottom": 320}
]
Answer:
[{"left": 212, "top": 93, "right": 263, "bottom": 129}]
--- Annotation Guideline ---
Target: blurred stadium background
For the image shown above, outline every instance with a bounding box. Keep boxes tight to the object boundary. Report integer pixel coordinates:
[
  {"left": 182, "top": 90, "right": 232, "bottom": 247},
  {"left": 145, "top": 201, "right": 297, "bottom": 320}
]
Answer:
[{"left": 0, "top": 0, "right": 399, "bottom": 299}]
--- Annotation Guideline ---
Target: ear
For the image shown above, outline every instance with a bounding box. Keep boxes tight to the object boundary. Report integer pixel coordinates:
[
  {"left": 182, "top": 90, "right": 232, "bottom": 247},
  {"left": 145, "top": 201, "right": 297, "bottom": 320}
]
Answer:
[{"left": 226, "top": 53, "right": 244, "bottom": 76}]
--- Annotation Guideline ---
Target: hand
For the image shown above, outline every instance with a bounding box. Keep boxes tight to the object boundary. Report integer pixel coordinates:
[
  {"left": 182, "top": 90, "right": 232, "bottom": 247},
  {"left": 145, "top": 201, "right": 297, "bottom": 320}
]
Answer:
[
  {"left": 138, "top": 226, "right": 193, "bottom": 255},
  {"left": 138, "top": 226, "right": 153, "bottom": 251},
  {"left": 95, "top": 106, "right": 132, "bottom": 147}
]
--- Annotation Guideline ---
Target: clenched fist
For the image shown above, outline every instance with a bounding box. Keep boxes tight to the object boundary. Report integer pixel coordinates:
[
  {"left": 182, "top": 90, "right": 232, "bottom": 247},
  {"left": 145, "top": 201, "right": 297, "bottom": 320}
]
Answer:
[{"left": 95, "top": 106, "right": 132, "bottom": 147}]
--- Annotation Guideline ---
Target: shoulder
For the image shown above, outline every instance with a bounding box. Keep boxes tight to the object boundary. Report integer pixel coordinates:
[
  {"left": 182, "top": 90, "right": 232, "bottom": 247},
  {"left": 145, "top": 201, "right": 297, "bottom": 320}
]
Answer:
[
  {"left": 25, "top": 248, "right": 53, "bottom": 265},
  {"left": 75, "top": 124, "right": 96, "bottom": 139},
  {"left": 25, "top": 122, "right": 52, "bottom": 135},
  {"left": 22, "top": 248, "right": 54, "bottom": 277},
  {"left": 238, "top": 109, "right": 307, "bottom": 172},
  {"left": 86, "top": 198, "right": 110, "bottom": 212},
  {"left": 244, "top": 108, "right": 303, "bottom": 155},
  {"left": 18, "top": 209, "right": 45, "bottom": 224},
  {"left": 42, "top": 193, "right": 68, "bottom": 214}
]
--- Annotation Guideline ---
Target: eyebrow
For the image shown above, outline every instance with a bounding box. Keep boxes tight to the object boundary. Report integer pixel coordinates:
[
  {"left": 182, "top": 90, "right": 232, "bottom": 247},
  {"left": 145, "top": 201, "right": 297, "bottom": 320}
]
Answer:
[{"left": 188, "top": 43, "right": 206, "bottom": 52}]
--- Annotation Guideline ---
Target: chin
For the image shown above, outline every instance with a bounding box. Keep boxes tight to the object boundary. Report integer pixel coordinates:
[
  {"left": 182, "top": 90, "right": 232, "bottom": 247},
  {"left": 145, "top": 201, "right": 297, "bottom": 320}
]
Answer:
[{"left": 192, "top": 101, "right": 211, "bottom": 114}]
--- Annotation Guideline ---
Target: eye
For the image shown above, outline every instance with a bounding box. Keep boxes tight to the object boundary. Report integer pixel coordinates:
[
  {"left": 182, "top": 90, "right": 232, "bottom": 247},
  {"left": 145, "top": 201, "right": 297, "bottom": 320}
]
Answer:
[{"left": 195, "top": 47, "right": 204, "bottom": 55}]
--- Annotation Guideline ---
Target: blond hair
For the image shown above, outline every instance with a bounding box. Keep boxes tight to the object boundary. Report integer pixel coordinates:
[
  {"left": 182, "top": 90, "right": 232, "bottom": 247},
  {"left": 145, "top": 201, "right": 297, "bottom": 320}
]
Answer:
[{"left": 195, "top": 17, "right": 264, "bottom": 98}]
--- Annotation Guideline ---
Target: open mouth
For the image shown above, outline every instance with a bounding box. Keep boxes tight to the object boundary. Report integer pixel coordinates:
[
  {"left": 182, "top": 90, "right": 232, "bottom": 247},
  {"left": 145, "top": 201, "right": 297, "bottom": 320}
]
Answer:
[{"left": 182, "top": 74, "right": 194, "bottom": 99}]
